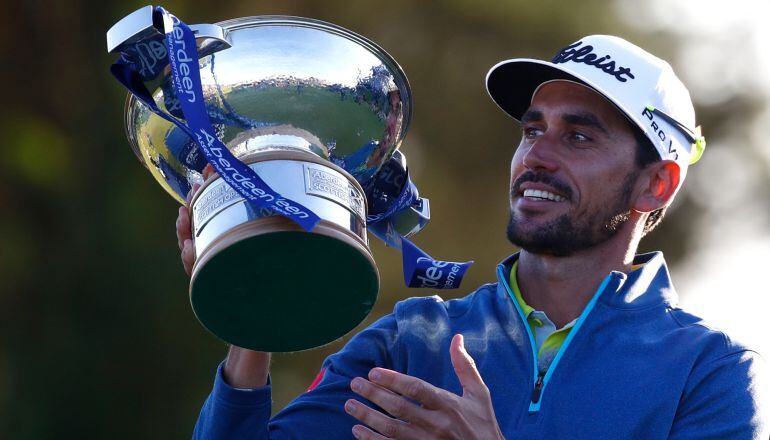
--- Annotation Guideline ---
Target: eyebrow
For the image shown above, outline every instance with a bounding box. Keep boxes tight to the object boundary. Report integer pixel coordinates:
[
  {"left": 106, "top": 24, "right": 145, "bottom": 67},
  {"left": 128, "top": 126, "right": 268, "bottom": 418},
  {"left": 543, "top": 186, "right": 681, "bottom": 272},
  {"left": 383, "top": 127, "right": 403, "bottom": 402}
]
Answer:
[
  {"left": 520, "top": 109, "right": 543, "bottom": 124},
  {"left": 520, "top": 109, "right": 609, "bottom": 135},
  {"left": 562, "top": 112, "right": 609, "bottom": 135}
]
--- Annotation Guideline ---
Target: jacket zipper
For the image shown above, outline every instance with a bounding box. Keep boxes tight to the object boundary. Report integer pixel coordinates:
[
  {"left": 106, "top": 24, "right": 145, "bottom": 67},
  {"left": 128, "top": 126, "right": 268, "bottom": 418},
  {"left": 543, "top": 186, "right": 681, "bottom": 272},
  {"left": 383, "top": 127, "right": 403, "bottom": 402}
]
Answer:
[
  {"left": 531, "top": 372, "right": 545, "bottom": 404},
  {"left": 498, "top": 264, "right": 615, "bottom": 413}
]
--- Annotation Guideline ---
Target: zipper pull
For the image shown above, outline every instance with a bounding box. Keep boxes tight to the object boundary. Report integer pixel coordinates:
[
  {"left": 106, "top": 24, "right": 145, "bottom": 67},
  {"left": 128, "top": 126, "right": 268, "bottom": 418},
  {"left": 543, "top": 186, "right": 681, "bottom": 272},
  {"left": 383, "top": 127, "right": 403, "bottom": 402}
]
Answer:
[{"left": 531, "top": 373, "right": 545, "bottom": 404}]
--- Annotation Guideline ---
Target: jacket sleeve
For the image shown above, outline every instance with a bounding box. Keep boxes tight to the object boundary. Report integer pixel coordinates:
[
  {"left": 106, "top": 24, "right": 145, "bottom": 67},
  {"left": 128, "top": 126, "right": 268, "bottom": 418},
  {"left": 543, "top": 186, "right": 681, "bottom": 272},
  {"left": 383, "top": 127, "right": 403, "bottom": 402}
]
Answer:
[
  {"left": 668, "top": 350, "right": 769, "bottom": 440},
  {"left": 192, "top": 312, "right": 402, "bottom": 439},
  {"left": 192, "top": 363, "right": 272, "bottom": 440}
]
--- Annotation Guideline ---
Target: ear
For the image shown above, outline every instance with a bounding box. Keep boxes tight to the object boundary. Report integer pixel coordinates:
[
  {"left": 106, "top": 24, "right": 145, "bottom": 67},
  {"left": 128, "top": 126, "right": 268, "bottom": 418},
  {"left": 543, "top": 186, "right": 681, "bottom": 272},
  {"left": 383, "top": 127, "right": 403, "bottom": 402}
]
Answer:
[{"left": 632, "top": 161, "right": 681, "bottom": 213}]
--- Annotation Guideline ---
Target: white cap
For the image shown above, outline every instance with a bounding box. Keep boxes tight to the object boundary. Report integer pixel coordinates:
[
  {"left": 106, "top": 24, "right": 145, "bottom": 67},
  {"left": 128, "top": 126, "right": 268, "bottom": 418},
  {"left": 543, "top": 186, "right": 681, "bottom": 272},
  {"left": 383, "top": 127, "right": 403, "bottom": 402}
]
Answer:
[{"left": 486, "top": 35, "right": 706, "bottom": 178}]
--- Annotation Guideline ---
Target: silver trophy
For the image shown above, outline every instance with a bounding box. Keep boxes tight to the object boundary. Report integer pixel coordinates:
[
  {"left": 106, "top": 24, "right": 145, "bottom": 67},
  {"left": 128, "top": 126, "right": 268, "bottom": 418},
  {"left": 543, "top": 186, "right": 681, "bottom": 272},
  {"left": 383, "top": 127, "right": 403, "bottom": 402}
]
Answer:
[{"left": 107, "top": 7, "right": 429, "bottom": 351}]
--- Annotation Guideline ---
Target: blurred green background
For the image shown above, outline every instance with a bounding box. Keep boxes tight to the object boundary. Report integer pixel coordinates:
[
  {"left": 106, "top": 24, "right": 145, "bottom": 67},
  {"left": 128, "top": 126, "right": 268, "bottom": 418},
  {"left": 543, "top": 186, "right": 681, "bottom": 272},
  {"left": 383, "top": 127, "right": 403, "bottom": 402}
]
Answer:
[{"left": 1, "top": 0, "right": 769, "bottom": 438}]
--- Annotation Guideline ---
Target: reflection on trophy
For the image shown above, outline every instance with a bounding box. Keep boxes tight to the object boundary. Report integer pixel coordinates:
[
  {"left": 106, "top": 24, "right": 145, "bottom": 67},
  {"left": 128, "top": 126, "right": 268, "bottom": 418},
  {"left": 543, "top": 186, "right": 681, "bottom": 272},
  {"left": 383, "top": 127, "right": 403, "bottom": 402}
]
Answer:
[{"left": 107, "top": 7, "right": 430, "bottom": 351}]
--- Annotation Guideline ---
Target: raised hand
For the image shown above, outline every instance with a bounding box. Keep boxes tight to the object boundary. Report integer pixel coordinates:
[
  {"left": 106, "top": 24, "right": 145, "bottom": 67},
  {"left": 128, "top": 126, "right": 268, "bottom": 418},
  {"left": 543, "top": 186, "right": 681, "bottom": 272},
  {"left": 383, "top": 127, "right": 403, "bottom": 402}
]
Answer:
[
  {"left": 176, "top": 183, "right": 200, "bottom": 276},
  {"left": 175, "top": 166, "right": 271, "bottom": 388},
  {"left": 176, "top": 165, "right": 214, "bottom": 275},
  {"left": 345, "top": 334, "right": 505, "bottom": 440}
]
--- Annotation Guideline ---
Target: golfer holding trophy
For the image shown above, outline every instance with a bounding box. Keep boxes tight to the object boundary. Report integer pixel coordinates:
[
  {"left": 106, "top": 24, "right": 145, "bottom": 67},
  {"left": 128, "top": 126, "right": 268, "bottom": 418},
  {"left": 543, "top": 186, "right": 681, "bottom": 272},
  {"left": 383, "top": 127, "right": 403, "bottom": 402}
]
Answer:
[
  {"left": 107, "top": 6, "right": 768, "bottom": 440},
  {"left": 107, "top": 6, "right": 469, "bottom": 353}
]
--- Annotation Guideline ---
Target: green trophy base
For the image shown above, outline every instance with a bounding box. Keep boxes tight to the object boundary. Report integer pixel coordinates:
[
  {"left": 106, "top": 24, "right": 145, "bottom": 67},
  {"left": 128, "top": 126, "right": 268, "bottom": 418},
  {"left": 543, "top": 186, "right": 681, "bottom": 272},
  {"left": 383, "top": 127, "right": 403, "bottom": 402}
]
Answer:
[{"left": 190, "top": 217, "right": 379, "bottom": 352}]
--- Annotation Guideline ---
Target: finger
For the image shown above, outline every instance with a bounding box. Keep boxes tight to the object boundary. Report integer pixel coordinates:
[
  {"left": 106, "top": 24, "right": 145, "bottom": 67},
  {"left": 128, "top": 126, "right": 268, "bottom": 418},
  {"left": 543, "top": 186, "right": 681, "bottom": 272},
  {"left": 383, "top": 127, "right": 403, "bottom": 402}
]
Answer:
[
  {"left": 186, "top": 183, "right": 201, "bottom": 204},
  {"left": 202, "top": 164, "right": 215, "bottom": 181},
  {"left": 350, "top": 377, "right": 430, "bottom": 424},
  {"left": 181, "top": 239, "right": 194, "bottom": 276},
  {"left": 351, "top": 424, "right": 389, "bottom": 440},
  {"left": 344, "top": 399, "right": 414, "bottom": 439},
  {"left": 367, "top": 368, "right": 446, "bottom": 410},
  {"left": 449, "top": 334, "right": 487, "bottom": 398},
  {"left": 176, "top": 206, "right": 191, "bottom": 250}
]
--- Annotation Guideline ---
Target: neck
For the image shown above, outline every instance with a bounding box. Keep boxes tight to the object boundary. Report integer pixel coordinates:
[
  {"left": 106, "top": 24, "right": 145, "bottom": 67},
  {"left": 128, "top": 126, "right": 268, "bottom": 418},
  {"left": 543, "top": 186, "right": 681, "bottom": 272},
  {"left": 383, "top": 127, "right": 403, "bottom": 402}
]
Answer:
[{"left": 515, "top": 222, "right": 642, "bottom": 328}]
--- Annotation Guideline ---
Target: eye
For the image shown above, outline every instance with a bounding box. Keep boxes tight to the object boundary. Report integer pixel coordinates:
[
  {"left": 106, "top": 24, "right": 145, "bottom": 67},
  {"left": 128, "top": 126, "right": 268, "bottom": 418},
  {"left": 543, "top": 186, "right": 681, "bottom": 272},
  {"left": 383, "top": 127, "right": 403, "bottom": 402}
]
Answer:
[
  {"left": 523, "top": 126, "right": 544, "bottom": 139},
  {"left": 570, "top": 131, "right": 592, "bottom": 143}
]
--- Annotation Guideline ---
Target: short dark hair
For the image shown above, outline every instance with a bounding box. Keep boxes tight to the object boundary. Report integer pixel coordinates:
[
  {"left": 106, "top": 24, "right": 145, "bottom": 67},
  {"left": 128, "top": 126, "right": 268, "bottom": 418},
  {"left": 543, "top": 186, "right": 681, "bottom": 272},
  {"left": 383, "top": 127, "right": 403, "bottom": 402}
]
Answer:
[{"left": 629, "top": 122, "right": 667, "bottom": 235}]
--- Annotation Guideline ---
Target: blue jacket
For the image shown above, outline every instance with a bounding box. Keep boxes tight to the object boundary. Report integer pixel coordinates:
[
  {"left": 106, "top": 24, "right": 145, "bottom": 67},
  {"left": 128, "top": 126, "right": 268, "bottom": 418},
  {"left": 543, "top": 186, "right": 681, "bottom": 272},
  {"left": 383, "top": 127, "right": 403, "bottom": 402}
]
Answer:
[{"left": 193, "top": 252, "right": 768, "bottom": 439}]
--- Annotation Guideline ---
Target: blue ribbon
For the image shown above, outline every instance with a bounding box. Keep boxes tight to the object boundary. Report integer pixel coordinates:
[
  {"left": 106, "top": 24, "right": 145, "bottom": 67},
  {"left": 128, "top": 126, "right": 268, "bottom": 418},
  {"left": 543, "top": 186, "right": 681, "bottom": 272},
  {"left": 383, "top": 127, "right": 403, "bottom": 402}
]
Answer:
[
  {"left": 109, "top": 6, "right": 472, "bottom": 289},
  {"left": 402, "top": 237, "right": 472, "bottom": 289},
  {"left": 111, "top": 7, "right": 320, "bottom": 232},
  {"left": 365, "top": 157, "right": 473, "bottom": 289}
]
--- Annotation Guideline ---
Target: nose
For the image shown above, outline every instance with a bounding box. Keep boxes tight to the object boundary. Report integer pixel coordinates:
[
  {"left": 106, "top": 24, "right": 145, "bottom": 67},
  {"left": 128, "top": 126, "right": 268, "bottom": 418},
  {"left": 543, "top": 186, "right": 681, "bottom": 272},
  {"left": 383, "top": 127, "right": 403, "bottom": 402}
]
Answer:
[{"left": 521, "top": 131, "right": 560, "bottom": 173}]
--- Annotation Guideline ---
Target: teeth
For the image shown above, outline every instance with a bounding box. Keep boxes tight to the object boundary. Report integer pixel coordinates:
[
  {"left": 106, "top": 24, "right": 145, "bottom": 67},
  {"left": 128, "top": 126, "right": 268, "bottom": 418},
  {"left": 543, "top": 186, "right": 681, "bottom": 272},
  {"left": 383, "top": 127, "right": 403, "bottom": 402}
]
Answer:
[{"left": 523, "top": 189, "right": 565, "bottom": 202}]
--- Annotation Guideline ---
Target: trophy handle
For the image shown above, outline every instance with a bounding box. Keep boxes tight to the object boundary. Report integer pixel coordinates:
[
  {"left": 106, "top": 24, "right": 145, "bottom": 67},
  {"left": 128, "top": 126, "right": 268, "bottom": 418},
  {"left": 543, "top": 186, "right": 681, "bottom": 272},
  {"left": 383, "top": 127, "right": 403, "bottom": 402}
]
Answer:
[{"left": 106, "top": 5, "right": 231, "bottom": 57}]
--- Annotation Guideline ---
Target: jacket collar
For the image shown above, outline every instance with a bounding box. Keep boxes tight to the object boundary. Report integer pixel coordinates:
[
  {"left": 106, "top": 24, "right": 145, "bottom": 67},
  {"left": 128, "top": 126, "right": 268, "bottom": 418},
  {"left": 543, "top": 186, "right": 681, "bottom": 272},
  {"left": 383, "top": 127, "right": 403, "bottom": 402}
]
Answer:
[{"left": 496, "top": 251, "right": 679, "bottom": 310}]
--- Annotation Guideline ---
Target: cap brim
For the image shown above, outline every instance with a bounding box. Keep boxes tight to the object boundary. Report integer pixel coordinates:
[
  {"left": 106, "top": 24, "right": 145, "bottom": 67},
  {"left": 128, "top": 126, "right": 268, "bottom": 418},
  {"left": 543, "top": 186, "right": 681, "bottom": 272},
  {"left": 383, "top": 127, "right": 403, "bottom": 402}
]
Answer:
[{"left": 486, "top": 58, "right": 590, "bottom": 121}]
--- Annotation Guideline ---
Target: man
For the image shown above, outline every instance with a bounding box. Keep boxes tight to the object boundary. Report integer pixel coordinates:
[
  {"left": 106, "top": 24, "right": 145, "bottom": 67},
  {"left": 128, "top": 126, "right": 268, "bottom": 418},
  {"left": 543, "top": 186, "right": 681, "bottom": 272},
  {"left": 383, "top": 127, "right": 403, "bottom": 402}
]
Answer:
[{"left": 179, "top": 35, "right": 768, "bottom": 439}]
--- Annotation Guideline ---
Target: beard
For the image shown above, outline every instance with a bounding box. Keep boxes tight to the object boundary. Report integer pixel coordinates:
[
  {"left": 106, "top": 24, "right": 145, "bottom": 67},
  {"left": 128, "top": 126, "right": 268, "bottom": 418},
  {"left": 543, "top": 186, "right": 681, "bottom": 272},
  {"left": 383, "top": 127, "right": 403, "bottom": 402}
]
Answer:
[{"left": 506, "top": 171, "right": 636, "bottom": 257}]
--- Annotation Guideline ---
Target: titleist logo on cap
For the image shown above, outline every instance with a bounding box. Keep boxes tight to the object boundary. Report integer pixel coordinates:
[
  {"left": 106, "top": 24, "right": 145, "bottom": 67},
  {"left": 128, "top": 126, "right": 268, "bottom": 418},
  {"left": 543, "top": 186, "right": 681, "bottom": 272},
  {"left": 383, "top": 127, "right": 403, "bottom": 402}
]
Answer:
[{"left": 552, "top": 41, "right": 635, "bottom": 83}]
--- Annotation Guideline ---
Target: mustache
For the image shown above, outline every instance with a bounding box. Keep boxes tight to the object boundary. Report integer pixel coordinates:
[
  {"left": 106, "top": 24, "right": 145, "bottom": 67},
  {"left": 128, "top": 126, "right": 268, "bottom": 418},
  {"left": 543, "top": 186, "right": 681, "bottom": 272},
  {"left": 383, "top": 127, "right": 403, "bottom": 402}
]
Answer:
[{"left": 511, "top": 171, "right": 573, "bottom": 200}]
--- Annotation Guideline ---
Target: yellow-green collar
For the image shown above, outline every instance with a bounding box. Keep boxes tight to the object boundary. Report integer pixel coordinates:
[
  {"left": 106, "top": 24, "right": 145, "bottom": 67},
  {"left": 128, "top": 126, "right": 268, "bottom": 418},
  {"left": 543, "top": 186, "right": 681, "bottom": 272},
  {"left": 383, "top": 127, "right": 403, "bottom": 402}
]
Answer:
[
  {"left": 510, "top": 260, "right": 536, "bottom": 317},
  {"left": 510, "top": 260, "right": 646, "bottom": 317}
]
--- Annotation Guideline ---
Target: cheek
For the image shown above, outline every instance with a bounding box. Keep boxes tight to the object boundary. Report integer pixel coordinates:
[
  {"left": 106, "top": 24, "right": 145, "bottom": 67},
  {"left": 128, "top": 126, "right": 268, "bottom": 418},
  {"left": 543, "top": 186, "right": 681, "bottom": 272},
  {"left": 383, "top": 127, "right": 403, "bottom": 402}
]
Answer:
[
  {"left": 581, "top": 168, "right": 635, "bottom": 207},
  {"left": 510, "top": 145, "right": 526, "bottom": 177}
]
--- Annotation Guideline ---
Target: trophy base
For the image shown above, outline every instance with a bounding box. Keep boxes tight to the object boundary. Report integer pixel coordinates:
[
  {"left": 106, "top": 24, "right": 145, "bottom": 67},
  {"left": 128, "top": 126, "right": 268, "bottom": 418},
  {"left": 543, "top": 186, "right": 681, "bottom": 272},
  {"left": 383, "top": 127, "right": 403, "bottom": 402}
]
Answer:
[
  {"left": 190, "top": 206, "right": 378, "bottom": 352},
  {"left": 189, "top": 151, "right": 378, "bottom": 351}
]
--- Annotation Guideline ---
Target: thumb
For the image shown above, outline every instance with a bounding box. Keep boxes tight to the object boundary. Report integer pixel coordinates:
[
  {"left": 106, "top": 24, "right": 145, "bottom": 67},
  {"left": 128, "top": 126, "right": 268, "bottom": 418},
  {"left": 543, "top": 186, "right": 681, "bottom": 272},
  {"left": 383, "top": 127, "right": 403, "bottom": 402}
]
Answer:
[{"left": 450, "top": 334, "right": 486, "bottom": 397}]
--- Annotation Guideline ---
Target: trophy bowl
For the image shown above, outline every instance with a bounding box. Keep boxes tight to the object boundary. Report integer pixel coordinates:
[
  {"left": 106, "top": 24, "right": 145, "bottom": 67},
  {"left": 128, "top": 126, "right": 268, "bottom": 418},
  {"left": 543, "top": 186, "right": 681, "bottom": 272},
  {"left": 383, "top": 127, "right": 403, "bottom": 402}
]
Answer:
[{"left": 119, "top": 13, "right": 413, "bottom": 351}]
